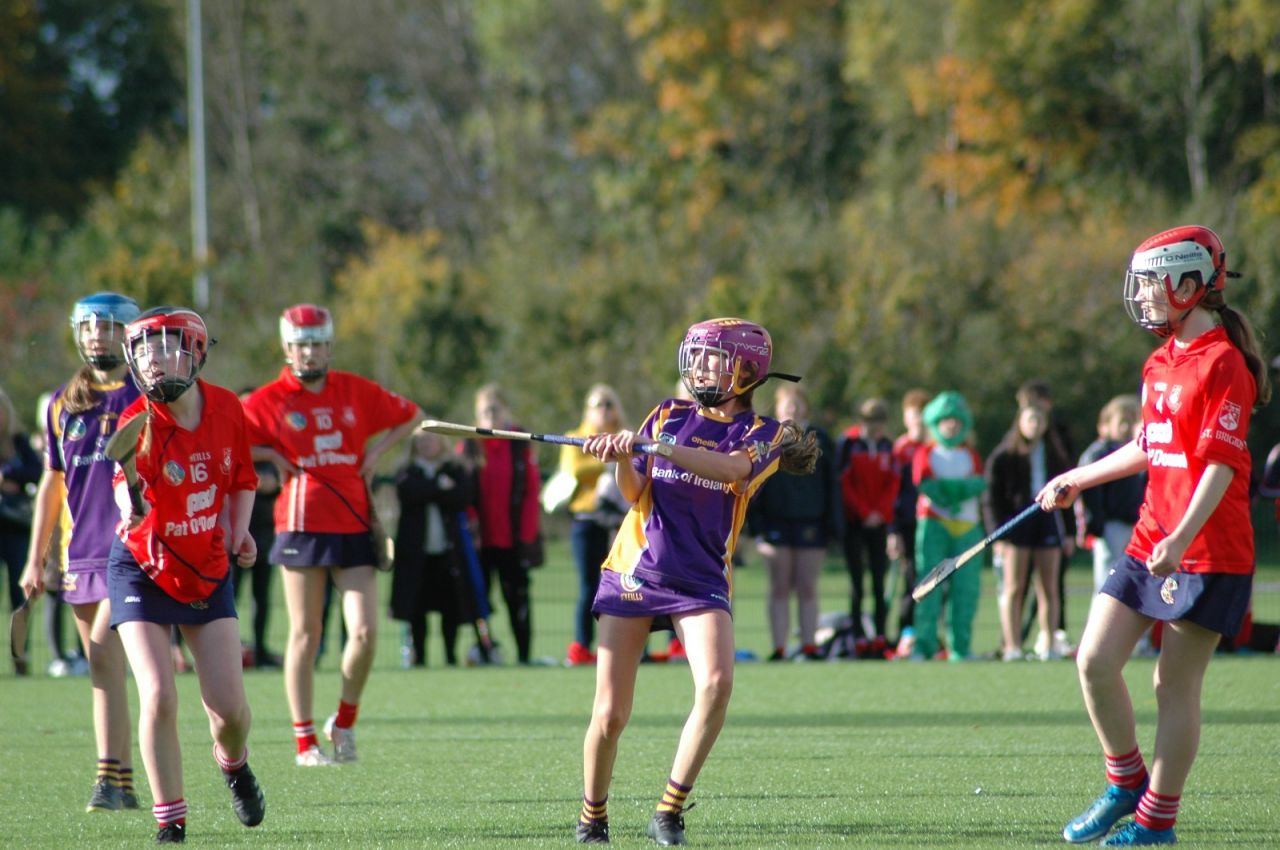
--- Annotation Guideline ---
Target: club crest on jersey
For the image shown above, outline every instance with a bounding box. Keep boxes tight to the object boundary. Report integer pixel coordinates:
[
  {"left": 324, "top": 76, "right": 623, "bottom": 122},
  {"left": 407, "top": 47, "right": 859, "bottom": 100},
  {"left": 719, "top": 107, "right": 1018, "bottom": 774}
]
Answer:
[
  {"left": 658, "top": 433, "right": 677, "bottom": 445},
  {"left": 65, "top": 418, "right": 88, "bottom": 441},
  {"left": 163, "top": 461, "right": 186, "bottom": 485},
  {"left": 1160, "top": 575, "right": 1179, "bottom": 605},
  {"left": 1218, "top": 400, "right": 1241, "bottom": 431},
  {"left": 285, "top": 411, "right": 308, "bottom": 431},
  {"left": 342, "top": 406, "right": 357, "bottom": 426},
  {"left": 1166, "top": 384, "right": 1183, "bottom": 413},
  {"left": 221, "top": 447, "right": 233, "bottom": 475}
]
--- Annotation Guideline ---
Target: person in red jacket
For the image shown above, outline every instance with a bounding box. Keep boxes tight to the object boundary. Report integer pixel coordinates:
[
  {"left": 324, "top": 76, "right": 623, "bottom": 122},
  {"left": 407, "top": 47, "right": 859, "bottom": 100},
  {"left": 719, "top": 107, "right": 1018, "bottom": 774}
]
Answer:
[
  {"left": 107, "top": 307, "right": 265, "bottom": 843},
  {"left": 242, "top": 304, "right": 422, "bottom": 767},
  {"left": 463, "top": 383, "right": 542, "bottom": 665},
  {"left": 838, "top": 398, "right": 899, "bottom": 657}
]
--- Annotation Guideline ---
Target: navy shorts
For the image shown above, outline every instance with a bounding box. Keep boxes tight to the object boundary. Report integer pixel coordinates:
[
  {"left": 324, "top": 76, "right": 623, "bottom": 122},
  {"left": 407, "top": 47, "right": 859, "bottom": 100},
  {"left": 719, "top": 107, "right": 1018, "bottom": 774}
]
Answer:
[
  {"left": 759, "top": 518, "right": 828, "bottom": 549},
  {"left": 593, "top": 569, "right": 732, "bottom": 633},
  {"left": 1101, "top": 555, "right": 1253, "bottom": 637},
  {"left": 107, "top": 537, "right": 237, "bottom": 628},
  {"left": 271, "top": 531, "right": 376, "bottom": 569}
]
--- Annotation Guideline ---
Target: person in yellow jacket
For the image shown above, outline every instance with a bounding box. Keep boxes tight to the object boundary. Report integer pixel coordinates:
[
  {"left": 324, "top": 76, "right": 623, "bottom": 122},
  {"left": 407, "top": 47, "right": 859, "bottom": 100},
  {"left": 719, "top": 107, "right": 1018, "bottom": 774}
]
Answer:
[{"left": 557, "top": 385, "right": 628, "bottom": 666}]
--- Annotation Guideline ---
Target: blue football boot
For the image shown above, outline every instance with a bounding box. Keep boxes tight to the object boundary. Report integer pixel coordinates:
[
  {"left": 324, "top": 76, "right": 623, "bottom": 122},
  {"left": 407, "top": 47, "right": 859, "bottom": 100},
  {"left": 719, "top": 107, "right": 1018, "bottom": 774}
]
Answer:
[
  {"left": 1062, "top": 783, "right": 1146, "bottom": 844},
  {"left": 1101, "top": 821, "right": 1177, "bottom": 846}
]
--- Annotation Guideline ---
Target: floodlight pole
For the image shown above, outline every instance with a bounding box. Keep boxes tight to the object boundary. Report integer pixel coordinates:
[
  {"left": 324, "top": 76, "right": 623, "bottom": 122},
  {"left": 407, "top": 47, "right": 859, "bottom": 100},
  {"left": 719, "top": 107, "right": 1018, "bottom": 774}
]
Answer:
[{"left": 187, "top": 0, "right": 210, "bottom": 310}]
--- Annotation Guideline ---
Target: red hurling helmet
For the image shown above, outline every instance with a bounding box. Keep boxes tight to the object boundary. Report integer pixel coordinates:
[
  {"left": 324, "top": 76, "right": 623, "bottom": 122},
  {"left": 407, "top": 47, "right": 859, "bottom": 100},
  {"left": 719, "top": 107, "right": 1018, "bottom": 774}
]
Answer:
[
  {"left": 279, "top": 303, "right": 334, "bottom": 380},
  {"left": 678, "top": 318, "right": 774, "bottom": 407},
  {"left": 1124, "top": 225, "right": 1229, "bottom": 338},
  {"left": 124, "top": 307, "right": 210, "bottom": 403}
]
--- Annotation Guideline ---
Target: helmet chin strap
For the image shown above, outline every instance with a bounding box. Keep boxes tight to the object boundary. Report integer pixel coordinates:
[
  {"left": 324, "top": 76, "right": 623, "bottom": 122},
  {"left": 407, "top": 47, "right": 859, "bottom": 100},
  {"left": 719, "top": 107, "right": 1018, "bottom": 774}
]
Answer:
[{"left": 692, "top": 371, "right": 803, "bottom": 408}]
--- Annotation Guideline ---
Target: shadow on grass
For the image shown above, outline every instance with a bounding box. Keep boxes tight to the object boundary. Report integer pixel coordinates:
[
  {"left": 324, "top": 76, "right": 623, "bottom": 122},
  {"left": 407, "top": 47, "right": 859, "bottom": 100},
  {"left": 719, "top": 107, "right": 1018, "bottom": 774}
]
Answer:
[{"left": 374, "top": 707, "right": 1280, "bottom": 729}]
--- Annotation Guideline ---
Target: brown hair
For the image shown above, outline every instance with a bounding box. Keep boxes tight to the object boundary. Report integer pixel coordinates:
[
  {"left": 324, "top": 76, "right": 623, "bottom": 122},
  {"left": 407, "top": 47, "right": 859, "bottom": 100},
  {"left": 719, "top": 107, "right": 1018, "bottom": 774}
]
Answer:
[
  {"left": 858, "top": 397, "right": 889, "bottom": 422},
  {"left": 1202, "top": 290, "right": 1271, "bottom": 407},
  {"left": 60, "top": 365, "right": 103, "bottom": 415},
  {"left": 1097, "top": 394, "right": 1140, "bottom": 429},
  {"left": 901, "top": 388, "right": 931, "bottom": 412},
  {"left": 777, "top": 419, "right": 820, "bottom": 475},
  {"left": 1003, "top": 404, "right": 1047, "bottom": 455}
]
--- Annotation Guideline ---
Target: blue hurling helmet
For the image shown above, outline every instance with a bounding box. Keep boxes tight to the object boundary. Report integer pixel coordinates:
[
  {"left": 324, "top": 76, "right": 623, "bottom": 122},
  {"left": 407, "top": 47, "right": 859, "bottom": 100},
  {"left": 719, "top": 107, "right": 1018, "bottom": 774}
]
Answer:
[{"left": 70, "top": 292, "right": 141, "bottom": 370}]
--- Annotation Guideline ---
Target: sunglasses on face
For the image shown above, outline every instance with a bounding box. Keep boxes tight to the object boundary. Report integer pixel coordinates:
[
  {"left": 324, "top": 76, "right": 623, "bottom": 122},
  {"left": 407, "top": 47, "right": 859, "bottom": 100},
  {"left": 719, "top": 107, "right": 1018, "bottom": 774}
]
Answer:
[{"left": 589, "top": 399, "right": 615, "bottom": 409}]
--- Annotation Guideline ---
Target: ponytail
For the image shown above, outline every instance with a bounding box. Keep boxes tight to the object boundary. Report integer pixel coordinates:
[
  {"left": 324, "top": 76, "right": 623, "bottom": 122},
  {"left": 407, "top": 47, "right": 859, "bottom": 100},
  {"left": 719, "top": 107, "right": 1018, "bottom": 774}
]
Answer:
[
  {"left": 61, "top": 365, "right": 101, "bottom": 415},
  {"left": 1204, "top": 291, "right": 1271, "bottom": 407},
  {"left": 777, "top": 419, "right": 820, "bottom": 475}
]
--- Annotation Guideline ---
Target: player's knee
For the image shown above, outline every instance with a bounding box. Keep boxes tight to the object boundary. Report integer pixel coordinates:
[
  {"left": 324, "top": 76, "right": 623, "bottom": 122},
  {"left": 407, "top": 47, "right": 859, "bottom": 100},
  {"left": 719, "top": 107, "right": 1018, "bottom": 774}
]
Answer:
[
  {"left": 592, "top": 701, "right": 631, "bottom": 740},
  {"left": 142, "top": 683, "right": 179, "bottom": 723},
  {"left": 695, "top": 671, "right": 734, "bottom": 711},
  {"left": 346, "top": 621, "right": 376, "bottom": 649}
]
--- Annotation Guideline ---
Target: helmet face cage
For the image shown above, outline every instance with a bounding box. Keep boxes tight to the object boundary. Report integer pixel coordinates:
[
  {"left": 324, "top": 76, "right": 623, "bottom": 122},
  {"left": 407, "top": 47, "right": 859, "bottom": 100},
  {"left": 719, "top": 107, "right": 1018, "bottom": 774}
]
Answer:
[
  {"left": 280, "top": 304, "right": 334, "bottom": 380},
  {"left": 1123, "top": 226, "right": 1225, "bottom": 338},
  {"left": 677, "top": 319, "right": 772, "bottom": 407},
  {"left": 124, "top": 309, "right": 209, "bottom": 403},
  {"left": 70, "top": 292, "right": 141, "bottom": 369}
]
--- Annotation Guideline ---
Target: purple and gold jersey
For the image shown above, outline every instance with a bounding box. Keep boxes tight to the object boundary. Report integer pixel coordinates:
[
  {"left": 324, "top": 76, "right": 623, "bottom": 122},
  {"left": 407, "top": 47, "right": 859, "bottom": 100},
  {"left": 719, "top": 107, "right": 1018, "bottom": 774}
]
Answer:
[
  {"left": 46, "top": 377, "right": 142, "bottom": 572},
  {"left": 602, "top": 398, "right": 784, "bottom": 600}
]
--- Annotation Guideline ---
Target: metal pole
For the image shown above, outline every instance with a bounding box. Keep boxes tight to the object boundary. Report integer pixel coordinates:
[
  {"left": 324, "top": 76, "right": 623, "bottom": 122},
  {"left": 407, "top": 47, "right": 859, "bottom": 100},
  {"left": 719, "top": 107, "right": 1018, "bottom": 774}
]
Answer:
[{"left": 187, "top": 0, "right": 210, "bottom": 310}]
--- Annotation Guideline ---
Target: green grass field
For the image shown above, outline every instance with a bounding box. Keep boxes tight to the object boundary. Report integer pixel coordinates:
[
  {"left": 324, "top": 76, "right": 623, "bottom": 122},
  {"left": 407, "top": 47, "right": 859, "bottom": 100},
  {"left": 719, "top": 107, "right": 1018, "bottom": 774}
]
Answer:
[{"left": 5, "top": 542, "right": 1279, "bottom": 848}]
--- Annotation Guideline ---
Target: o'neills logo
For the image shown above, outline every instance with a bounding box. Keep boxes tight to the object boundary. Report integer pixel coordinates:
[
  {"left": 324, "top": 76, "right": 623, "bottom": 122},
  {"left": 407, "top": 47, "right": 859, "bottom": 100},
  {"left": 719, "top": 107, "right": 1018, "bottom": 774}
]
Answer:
[{"left": 620, "top": 573, "right": 644, "bottom": 601}]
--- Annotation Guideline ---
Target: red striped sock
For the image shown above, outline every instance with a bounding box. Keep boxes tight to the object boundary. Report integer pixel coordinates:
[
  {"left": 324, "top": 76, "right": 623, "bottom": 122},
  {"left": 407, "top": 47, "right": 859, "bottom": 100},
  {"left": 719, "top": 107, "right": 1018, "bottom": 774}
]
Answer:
[
  {"left": 294, "top": 720, "right": 318, "bottom": 754},
  {"left": 1104, "top": 746, "right": 1148, "bottom": 790},
  {"left": 335, "top": 700, "right": 358, "bottom": 729},
  {"left": 153, "top": 798, "right": 187, "bottom": 828},
  {"left": 1135, "top": 789, "right": 1179, "bottom": 831},
  {"left": 214, "top": 743, "right": 248, "bottom": 773}
]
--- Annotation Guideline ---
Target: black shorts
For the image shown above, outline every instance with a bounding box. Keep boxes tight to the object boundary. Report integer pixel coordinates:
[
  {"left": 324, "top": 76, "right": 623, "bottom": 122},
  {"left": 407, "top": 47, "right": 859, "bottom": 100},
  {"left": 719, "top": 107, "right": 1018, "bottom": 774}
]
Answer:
[
  {"left": 1102, "top": 555, "right": 1253, "bottom": 637},
  {"left": 1002, "top": 508, "right": 1062, "bottom": 549},
  {"left": 759, "top": 518, "right": 828, "bottom": 549},
  {"left": 108, "top": 537, "right": 237, "bottom": 628},
  {"left": 271, "top": 531, "right": 376, "bottom": 569}
]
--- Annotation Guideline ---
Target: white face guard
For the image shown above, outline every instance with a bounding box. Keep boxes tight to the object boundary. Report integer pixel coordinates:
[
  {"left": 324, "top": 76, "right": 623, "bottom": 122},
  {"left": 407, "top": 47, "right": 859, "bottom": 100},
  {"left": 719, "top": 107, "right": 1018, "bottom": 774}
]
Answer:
[
  {"left": 128, "top": 330, "right": 201, "bottom": 402},
  {"left": 679, "top": 344, "right": 737, "bottom": 407},
  {"left": 75, "top": 316, "right": 129, "bottom": 370},
  {"left": 1123, "top": 240, "right": 1212, "bottom": 337}
]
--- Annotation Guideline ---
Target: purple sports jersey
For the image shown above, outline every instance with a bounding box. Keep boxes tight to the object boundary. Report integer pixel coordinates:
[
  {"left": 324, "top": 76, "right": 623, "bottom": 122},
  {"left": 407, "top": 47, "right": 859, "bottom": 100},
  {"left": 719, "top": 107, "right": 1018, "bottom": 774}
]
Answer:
[
  {"left": 46, "top": 378, "right": 142, "bottom": 587},
  {"left": 601, "top": 398, "right": 784, "bottom": 601}
]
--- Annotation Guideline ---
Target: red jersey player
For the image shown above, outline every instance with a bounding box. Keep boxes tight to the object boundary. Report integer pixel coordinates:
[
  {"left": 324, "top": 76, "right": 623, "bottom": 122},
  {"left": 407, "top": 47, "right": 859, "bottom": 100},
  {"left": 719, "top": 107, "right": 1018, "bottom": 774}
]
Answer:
[
  {"left": 107, "top": 307, "right": 264, "bottom": 843},
  {"left": 1039, "top": 226, "right": 1270, "bottom": 847},
  {"left": 242, "top": 304, "right": 422, "bottom": 767}
]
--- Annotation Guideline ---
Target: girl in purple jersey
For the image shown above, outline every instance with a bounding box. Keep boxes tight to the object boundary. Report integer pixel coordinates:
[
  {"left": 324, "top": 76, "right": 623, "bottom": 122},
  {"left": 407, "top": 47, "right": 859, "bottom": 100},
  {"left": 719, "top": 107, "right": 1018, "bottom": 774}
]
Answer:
[
  {"left": 574, "top": 318, "right": 819, "bottom": 846},
  {"left": 20, "top": 293, "right": 143, "bottom": 814}
]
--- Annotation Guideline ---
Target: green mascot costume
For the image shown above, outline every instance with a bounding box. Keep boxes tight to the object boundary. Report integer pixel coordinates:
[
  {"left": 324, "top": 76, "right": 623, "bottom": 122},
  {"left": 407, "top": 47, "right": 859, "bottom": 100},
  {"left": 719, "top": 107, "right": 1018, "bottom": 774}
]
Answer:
[{"left": 910, "top": 391, "right": 986, "bottom": 660}]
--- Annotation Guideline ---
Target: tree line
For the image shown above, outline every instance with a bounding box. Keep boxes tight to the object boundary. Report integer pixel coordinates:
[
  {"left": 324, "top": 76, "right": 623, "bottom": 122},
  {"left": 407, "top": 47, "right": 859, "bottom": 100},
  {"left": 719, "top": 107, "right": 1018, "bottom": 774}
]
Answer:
[{"left": 3, "top": 0, "right": 1279, "bottom": 464}]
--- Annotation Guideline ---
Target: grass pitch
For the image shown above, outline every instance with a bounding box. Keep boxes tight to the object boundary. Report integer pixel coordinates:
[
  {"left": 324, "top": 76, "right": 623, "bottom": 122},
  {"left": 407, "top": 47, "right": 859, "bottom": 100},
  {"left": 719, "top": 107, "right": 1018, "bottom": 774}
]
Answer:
[{"left": 4, "top": 547, "right": 1279, "bottom": 848}]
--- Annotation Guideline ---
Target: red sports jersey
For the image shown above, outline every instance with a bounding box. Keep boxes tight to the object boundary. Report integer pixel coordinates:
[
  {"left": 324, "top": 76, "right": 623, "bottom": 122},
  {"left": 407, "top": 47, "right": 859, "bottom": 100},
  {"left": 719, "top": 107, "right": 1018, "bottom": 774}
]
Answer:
[
  {"left": 114, "top": 381, "right": 259, "bottom": 603},
  {"left": 242, "top": 368, "right": 418, "bottom": 533},
  {"left": 1128, "top": 327, "right": 1256, "bottom": 574}
]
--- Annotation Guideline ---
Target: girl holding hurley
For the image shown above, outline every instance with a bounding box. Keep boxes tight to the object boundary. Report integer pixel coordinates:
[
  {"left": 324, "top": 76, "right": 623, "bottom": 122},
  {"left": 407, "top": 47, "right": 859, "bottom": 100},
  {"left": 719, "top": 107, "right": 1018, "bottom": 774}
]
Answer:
[
  {"left": 1038, "top": 226, "right": 1268, "bottom": 847},
  {"left": 574, "top": 318, "right": 818, "bottom": 846}
]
